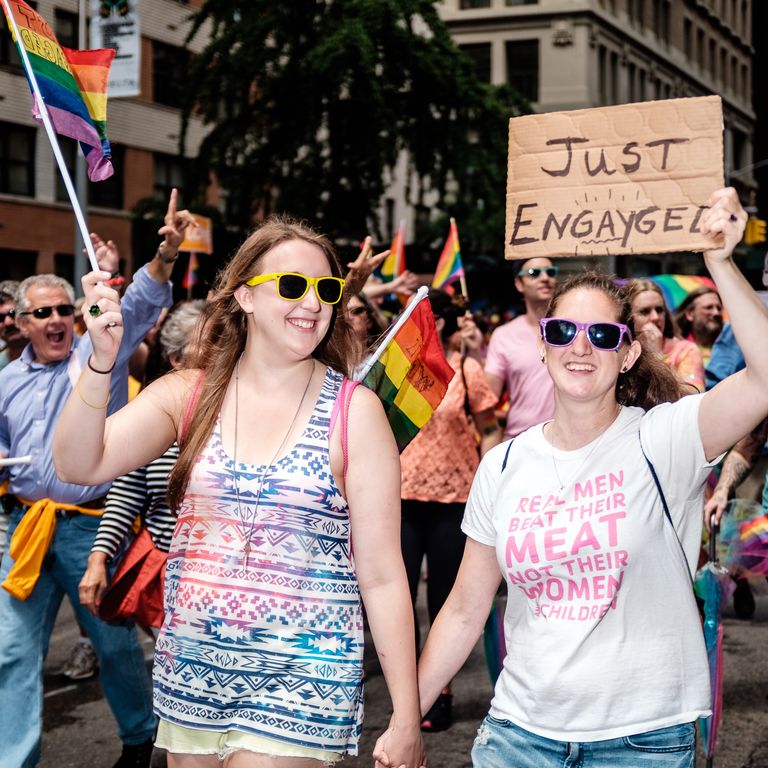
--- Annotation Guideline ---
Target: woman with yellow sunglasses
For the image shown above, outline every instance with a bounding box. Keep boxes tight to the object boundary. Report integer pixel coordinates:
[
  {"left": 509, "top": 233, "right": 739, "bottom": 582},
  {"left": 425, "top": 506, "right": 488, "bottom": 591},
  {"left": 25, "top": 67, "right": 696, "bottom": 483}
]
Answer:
[{"left": 55, "top": 216, "right": 425, "bottom": 768}]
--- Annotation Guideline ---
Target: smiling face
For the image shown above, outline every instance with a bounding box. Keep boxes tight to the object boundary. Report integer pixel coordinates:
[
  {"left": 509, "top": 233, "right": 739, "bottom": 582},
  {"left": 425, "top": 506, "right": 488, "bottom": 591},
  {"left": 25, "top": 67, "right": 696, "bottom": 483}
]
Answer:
[
  {"left": 543, "top": 287, "right": 640, "bottom": 405},
  {"left": 686, "top": 291, "right": 723, "bottom": 344},
  {"left": 235, "top": 239, "right": 336, "bottom": 361},
  {"left": 18, "top": 285, "right": 75, "bottom": 365}
]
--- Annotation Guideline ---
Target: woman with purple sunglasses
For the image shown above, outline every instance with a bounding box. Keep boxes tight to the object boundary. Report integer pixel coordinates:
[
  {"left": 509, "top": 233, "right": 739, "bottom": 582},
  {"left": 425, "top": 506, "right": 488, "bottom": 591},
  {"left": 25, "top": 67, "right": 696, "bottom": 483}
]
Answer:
[{"left": 412, "top": 188, "right": 768, "bottom": 768}]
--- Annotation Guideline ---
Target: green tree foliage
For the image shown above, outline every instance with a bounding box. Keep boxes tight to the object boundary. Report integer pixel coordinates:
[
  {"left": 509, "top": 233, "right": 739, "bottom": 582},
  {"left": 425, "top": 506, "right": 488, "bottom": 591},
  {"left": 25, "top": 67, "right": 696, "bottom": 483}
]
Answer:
[{"left": 183, "top": 0, "right": 528, "bottom": 253}]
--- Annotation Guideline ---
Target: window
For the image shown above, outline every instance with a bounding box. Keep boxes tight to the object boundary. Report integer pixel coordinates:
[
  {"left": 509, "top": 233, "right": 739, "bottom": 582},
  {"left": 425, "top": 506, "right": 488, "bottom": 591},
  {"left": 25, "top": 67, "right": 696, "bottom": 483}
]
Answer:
[
  {"left": 740, "top": 64, "right": 748, "bottom": 98},
  {"left": 91, "top": 144, "right": 125, "bottom": 209},
  {"left": 152, "top": 42, "right": 190, "bottom": 108},
  {"left": 0, "top": 121, "right": 35, "bottom": 196},
  {"left": 55, "top": 137, "right": 78, "bottom": 202},
  {"left": 459, "top": 0, "right": 491, "bottom": 8},
  {"left": 730, "top": 56, "right": 737, "bottom": 93},
  {"left": 505, "top": 0, "right": 538, "bottom": 5},
  {"left": 506, "top": 40, "right": 539, "bottom": 102},
  {"left": 154, "top": 152, "right": 186, "bottom": 201},
  {"left": 54, "top": 9, "right": 78, "bottom": 49},
  {"left": 459, "top": 43, "right": 492, "bottom": 83},
  {"left": 720, "top": 47, "right": 727, "bottom": 86},
  {"left": 53, "top": 253, "right": 74, "bottom": 286},
  {"left": 652, "top": 0, "right": 670, "bottom": 43},
  {"left": 683, "top": 18, "right": 693, "bottom": 59},
  {"left": 628, "top": 63, "right": 637, "bottom": 102},
  {"left": 696, "top": 28, "right": 705, "bottom": 69},
  {"left": 0, "top": 249, "right": 37, "bottom": 281}
]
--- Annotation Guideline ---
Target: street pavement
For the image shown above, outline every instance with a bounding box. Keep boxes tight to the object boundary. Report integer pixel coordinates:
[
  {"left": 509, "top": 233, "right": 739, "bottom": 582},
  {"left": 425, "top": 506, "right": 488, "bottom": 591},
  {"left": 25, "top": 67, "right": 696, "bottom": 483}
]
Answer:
[{"left": 40, "top": 589, "right": 768, "bottom": 767}]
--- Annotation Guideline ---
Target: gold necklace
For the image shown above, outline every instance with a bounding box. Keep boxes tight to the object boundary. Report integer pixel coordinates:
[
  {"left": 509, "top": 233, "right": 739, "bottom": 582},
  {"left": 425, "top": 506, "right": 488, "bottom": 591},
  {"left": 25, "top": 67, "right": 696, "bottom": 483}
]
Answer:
[
  {"left": 232, "top": 357, "right": 316, "bottom": 560},
  {"left": 549, "top": 405, "right": 622, "bottom": 493}
]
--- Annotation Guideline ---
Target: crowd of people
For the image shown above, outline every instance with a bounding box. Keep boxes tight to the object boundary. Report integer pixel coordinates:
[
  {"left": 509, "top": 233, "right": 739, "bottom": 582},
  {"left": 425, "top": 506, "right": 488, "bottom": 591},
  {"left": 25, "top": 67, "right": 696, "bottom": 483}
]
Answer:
[{"left": 0, "top": 185, "right": 766, "bottom": 768}]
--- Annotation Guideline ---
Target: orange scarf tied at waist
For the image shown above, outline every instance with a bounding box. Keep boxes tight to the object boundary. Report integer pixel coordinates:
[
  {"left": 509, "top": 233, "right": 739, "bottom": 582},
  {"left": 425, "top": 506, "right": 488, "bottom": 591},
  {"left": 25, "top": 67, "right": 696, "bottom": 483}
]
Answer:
[{"left": 2, "top": 498, "right": 103, "bottom": 600}]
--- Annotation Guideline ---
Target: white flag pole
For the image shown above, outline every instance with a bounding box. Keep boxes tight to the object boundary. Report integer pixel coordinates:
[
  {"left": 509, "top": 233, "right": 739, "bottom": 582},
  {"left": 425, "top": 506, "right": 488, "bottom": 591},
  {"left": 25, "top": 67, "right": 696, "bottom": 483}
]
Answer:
[
  {"left": 354, "top": 286, "right": 429, "bottom": 382},
  {"left": 1, "top": 0, "right": 99, "bottom": 272}
]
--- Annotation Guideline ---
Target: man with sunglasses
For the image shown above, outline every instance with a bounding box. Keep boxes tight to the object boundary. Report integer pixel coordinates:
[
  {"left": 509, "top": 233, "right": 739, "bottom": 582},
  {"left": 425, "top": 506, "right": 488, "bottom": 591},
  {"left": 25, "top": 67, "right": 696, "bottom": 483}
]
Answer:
[
  {"left": 0, "top": 280, "right": 25, "bottom": 371},
  {"left": 0, "top": 190, "right": 192, "bottom": 768},
  {"left": 485, "top": 257, "right": 559, "bottom": 439}
]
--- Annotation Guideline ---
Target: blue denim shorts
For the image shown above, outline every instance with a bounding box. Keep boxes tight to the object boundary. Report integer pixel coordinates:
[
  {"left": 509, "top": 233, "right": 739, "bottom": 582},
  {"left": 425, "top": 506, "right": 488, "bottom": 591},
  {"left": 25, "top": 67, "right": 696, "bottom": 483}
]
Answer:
[{"left": 471, "top": 715, "right": 695, "bottom": 768}]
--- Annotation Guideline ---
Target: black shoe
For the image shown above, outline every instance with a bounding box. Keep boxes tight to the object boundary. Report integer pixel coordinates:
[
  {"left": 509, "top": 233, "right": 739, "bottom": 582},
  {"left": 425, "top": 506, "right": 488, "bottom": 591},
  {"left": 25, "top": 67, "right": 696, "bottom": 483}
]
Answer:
[
  {"left": 733, "top": 577, "right": 756, "bottom": 620},
  {"left": 421, "top": 692, "right": 453, "bottom": 732},
  {"left": 112, "top": 739, "right": 154, "bottom": 768}
]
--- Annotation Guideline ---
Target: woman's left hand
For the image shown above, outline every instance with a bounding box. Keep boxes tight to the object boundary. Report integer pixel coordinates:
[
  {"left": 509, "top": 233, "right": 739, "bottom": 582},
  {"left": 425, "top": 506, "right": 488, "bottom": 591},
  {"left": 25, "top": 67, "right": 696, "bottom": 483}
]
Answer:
[
  {"left": 372, "top": 720, "right": 426, "bottom": 768},
  {"left": 699, "top": 187, "right": 747, "bottom": 263}
]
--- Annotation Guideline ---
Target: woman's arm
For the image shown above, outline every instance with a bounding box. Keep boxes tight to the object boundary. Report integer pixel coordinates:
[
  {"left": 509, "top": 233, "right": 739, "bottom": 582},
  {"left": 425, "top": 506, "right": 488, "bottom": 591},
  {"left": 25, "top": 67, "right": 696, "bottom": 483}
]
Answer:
[
  {"left": 344, "top": 386, "right": 425, "bottom": 768},
  {"left": 698, "top": 188, "right": 768, "bottom": 459},
  {"left": 53, "top": 271, "right": 189, "bottom": 485},
  {"left": 417, "top": 539, "right": 501, "bottom": 715}
]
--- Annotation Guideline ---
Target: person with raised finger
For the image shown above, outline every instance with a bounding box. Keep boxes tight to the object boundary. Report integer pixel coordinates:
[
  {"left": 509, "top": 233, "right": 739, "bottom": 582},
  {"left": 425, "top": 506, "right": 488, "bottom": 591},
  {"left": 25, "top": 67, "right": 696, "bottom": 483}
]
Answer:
[{"left": 0, "top": 188, "right": 188, "bottom": 768}]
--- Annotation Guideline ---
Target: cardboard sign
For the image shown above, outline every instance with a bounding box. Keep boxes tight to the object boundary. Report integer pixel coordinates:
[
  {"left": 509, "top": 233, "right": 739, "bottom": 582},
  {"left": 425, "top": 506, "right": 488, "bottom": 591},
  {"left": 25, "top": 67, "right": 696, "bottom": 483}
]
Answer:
[
  {"left": 505, "top": 96, "right": 724, "bottom": 259},
  {"left": 179, "top": 214, "right": 213, "bottom": 254}
]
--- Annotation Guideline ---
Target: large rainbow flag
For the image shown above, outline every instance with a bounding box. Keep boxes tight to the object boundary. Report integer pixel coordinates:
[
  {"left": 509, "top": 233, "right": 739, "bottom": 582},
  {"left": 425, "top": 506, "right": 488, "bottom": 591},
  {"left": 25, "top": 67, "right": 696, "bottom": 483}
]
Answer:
[
  {"left": 2, "top": 0, "right": 115, "bottom": 181},
  {"left": 359, "top": 291, "right": 454, "bottom": 452},
  {"left": 380, "top": 219, "right": 406, "bottom": 282},
  {"left": 649, "top": 274, "right": 717, "bottom": 311},
  {"left": 432, "top": 217, "right": 464, "bottom": 290}
]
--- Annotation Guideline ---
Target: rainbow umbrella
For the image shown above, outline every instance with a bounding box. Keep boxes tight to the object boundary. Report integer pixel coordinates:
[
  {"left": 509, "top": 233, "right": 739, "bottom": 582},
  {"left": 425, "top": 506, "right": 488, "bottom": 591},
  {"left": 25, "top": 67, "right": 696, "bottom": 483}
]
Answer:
[
  {"left": 649, "top": 274, "right": 717, "bottom": 311},
  {"left": 719, "top": 499, "right": 768, "bottom": 580}
]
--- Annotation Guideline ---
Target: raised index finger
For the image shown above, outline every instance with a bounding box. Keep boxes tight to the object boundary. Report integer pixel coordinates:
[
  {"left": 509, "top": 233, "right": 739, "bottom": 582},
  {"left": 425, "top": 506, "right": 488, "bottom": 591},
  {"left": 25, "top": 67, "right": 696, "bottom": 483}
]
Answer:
[{"left": 166, "top": 187, "right": 178, "bottom": 223}]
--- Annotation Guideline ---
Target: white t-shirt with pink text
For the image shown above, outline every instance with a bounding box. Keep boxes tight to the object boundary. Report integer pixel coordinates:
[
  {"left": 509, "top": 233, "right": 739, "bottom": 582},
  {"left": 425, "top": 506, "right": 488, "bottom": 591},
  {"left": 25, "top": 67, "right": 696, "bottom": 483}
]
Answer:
[{"left": 462, "top": 394, "right": 714, "bottom": 742}]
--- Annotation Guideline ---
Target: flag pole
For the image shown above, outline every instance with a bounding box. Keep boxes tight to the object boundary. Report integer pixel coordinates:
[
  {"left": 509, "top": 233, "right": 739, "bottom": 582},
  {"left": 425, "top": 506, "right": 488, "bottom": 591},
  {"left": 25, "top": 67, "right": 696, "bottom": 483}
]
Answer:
[
  {"left": 354, "top": 286, "right": 429, "bottom": 382},
  {"left": 1, "top": 0, "right": 99, "bottom": 272}
]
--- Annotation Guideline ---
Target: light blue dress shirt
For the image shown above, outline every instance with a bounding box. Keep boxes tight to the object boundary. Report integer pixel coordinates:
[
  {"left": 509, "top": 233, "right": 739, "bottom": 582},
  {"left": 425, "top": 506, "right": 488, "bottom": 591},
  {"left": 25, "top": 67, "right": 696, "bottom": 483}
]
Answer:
[{"left": 0, "top": 265, "right": 172, "bottom": 504}]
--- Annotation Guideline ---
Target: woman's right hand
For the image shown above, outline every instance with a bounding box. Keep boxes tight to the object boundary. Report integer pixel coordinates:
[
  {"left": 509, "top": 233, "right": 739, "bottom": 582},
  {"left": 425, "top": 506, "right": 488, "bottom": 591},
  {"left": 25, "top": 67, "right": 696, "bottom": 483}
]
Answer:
[
  {"left": 78, "top": 552, "right": 109, "bottom": 615},
  {"left": 635, "top": 320, "right": 664, "bottom": 355},
  {"left": 81, "top": 269, "right": 124, "bottom": 370}
]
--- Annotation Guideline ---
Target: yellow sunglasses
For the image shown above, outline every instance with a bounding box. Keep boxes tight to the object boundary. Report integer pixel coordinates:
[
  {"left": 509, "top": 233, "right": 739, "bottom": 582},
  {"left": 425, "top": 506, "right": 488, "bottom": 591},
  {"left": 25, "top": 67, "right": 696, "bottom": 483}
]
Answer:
[{"left": 245, "top": 272, "right": 346, "bottom": 305}]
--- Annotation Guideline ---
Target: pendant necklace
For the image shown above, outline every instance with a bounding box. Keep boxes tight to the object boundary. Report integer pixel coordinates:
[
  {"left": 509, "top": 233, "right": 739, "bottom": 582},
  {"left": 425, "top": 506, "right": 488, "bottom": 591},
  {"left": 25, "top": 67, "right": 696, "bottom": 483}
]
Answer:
[
  {"left": 549, "top": 404, "right": 622, "bottom": 493},
  {"left": 232, "top": 357, "right": 316, "bottom": 560}
]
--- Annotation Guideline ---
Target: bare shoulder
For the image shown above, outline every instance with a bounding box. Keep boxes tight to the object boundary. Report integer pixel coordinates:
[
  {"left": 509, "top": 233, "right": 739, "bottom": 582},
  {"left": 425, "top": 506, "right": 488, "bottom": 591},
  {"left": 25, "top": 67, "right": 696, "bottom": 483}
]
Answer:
[{"left": 138, "top": 368, "right": 204, "bottom": 425}]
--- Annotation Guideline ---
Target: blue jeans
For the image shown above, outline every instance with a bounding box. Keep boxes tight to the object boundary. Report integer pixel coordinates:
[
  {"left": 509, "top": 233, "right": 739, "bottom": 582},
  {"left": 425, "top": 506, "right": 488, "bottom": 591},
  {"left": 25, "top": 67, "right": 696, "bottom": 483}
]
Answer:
[
  {"left": 0, "top": 508, "right": 155, "bottom": 768},
  {"left": 471, "top": 715, "right": 695, "bottom": 768}
]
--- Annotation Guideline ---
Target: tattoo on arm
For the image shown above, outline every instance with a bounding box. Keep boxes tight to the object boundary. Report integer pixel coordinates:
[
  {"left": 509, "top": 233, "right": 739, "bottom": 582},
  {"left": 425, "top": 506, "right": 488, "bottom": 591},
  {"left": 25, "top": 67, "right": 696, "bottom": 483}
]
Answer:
[{"left": 718, "top": 450, "right": 753, "bottom": 496}]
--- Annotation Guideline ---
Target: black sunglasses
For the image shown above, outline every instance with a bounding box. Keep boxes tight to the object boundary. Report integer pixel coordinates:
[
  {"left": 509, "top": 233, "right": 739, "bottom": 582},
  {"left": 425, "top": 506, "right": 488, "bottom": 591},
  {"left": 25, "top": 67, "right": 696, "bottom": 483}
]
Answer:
[
  {"left": 0, "top": 310, "right": 15, "bottom": 322},
  {"left": 18, "top": 304, "right": 76, "bottom": 320},
  {"left": 519, "top": 266, "right": 559, "bottom": 279}
]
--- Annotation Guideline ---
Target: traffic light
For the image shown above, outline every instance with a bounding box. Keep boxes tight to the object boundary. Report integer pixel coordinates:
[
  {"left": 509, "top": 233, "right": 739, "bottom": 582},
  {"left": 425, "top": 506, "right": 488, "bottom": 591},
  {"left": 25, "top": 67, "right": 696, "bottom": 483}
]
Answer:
[{"left": 745, "top": 216, "right": 767, "bottom": 245}]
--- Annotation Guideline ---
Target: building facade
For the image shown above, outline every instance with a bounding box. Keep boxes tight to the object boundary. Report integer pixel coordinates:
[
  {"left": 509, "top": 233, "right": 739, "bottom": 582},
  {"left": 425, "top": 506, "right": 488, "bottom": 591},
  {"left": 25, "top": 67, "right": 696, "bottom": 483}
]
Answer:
[
  {"left": 436, "top": 0, "right": 756, "bottom": 273},
  {"left": 0, "top": 0, "right": 211, "bottom": 283}
]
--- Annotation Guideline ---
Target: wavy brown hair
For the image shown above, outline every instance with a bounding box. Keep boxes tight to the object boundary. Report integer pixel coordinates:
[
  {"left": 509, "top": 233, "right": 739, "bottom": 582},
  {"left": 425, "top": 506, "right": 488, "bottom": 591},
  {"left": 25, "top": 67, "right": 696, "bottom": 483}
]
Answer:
[
  {"left": 623, "top": 278, "right": 675, "bottom": 339},
  {"left": 545, "top": 271, "right": 683, "bottom": 411},
  {"left": 167, "top": 215, "right": 355, "bottom": 510}
]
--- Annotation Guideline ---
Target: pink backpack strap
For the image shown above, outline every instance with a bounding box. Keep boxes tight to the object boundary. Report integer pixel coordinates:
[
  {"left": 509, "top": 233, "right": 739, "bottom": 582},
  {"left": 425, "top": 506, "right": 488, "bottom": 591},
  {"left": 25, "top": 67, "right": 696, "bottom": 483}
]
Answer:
[
  {"left": 329, "top": 377, "right": 359, "bottom": 479},
  {"left": 179, "top": 372, "right": 205, "bottom": 444}
]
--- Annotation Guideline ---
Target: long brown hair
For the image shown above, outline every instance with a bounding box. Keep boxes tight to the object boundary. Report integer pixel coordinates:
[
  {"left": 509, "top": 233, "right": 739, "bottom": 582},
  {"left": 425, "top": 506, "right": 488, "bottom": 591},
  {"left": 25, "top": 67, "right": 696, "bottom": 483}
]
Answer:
[
  {"left": 623, "top": 278, "right": 675, "bottom": 339},
  {"left": 167, "top": 215, "right": 355, "bottom": 510},
  {"left": 545, "top": 271, "right": 682, "bottom": 411}
]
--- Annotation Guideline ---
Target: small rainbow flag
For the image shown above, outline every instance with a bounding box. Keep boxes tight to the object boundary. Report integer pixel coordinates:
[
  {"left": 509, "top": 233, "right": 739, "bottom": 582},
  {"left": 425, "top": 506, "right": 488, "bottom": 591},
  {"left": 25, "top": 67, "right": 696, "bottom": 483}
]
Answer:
[
  {"left": 2, "top": 0, "right": 115, "bottom": 181},
  {"left": 183, "top": 252, "right": 199, "bottom": 291},
  {"left": 649, "top": 274, "right": 717, "bottom": 311},
  {"left": 380, "top": 219, "right": 406, "bottom": 282},
  {"left": 432, "top": 218, "right": 464, "bottom": 290},
  {"left": 359, "top": 290, "right": 454, "bottom": 452}
]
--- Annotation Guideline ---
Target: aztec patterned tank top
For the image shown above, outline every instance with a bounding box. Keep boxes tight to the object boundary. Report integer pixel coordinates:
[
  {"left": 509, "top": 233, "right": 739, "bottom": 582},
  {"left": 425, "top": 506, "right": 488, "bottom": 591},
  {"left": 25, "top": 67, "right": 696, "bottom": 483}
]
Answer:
[{"left": 153, "top": 367, "right": 364, "bottom": 754}]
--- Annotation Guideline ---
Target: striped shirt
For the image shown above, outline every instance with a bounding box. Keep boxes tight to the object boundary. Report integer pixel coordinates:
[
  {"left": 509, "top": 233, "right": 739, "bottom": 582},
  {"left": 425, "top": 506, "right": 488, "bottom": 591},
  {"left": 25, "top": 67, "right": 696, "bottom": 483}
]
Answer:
[{"left": 92, "top": 445, "right": 179, "bottom": 558}]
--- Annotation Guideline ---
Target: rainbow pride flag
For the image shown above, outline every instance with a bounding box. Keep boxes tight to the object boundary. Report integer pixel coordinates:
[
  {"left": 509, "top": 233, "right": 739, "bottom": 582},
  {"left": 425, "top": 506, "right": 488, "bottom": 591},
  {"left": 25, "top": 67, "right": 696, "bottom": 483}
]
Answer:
[
  {"left": 359, "top": 290, "right": 454, "bottom": 452},
  {"left": 433, "top": 217, "right": 464, "bottom": 290},
  {"left": 2, "top": 0, "right": 115, "bottom": 181},
  {"left": 380, "top": 219, "right": 406, "bottom": 282},
  {"left": 649, "top": 274, "right": 717, "bottom": 311},
  {"left": 183, "top": 252, "right": 199, "bottom": 291}
]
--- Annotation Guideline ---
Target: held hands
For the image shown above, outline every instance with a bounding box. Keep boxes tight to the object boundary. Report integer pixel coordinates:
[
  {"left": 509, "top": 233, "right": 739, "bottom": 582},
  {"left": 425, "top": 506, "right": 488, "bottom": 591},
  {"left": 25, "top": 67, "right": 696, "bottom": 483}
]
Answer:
[
  {"left": 82, "top": 270, "right": 124, "bottom": 370},
  {"left": 372, "top": 718, "right": 426, "bottom": 768},
  {"left": 699, "top": 187, "right": 747, "bottom": 263}
]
